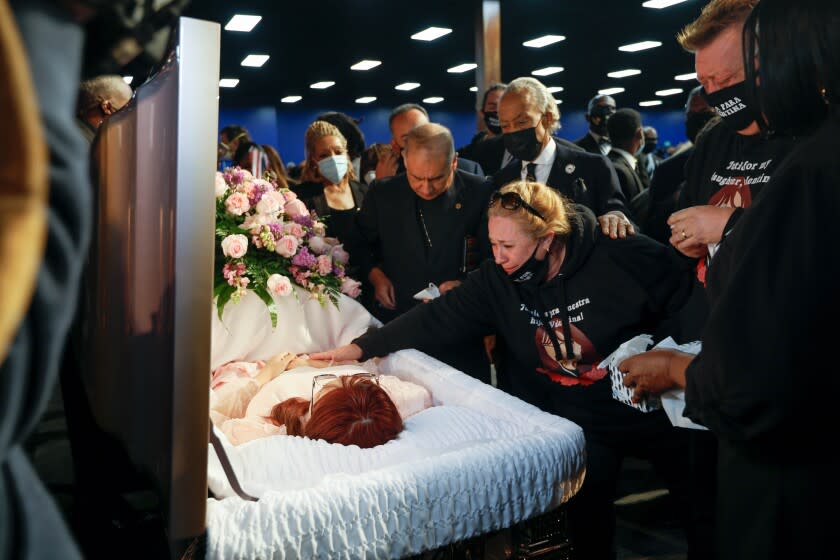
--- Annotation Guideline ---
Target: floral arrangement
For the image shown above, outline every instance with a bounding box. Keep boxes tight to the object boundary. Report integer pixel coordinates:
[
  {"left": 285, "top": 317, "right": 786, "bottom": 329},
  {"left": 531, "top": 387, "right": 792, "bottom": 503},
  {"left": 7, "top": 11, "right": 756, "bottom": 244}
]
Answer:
[{"left": 214, "top": 166, "right": 361, "bottom": 327}]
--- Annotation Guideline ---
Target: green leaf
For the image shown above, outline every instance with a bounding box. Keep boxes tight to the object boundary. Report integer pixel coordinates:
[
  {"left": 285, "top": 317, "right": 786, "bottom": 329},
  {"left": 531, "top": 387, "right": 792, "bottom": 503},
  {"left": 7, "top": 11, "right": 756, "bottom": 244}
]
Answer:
[
  {"left": 253, "top": 286, "right": 278, "bottom": 329},
  {"left": 216, "top": 284, "right": 236, "bottom": 321}
]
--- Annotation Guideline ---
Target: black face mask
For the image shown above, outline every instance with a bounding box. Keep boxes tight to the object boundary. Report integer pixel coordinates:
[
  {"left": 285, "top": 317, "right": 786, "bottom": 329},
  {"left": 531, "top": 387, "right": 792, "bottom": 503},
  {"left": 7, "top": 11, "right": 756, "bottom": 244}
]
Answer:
[
  {"left": 589, "top": 105, "right": 615, "bottom": 136},
  {"left": 685, "top": 109, "right": 717, "bottom": 143},
  {"left": 703, "top": 80, "right": 759, "bottom": 132},
  {"left": 503, "top": 126, "right": 544, "bottom": 162},
  {"left": 483, "top": 111, "right": 502, "bottom": 135},
  {"left": 507, "top": 243, "right": 548, "bottom": 284},
  {"left": 642, "top": 141, "right": 657, "bottom": 154}
]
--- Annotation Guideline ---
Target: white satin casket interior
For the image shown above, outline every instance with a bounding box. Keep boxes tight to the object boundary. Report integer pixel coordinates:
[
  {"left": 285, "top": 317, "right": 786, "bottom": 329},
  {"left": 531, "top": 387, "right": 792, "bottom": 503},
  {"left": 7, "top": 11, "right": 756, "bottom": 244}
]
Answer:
[{"left": 206, "top": 289, "right": 586, "bottom": 559}]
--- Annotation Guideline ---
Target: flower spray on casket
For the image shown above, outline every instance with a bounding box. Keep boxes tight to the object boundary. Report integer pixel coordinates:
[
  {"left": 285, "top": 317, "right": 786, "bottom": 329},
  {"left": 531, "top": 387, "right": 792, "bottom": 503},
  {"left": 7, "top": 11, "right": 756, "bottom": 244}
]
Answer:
[{"left": 214, "top": 167, "right": 362, "bottom": 327}]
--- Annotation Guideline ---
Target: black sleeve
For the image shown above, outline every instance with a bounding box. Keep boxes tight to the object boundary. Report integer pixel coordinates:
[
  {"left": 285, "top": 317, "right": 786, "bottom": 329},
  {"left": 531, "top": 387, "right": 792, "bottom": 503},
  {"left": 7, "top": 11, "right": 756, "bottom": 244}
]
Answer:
[
  {"left": 683, "top": 162, "right": 840, "bottom": 445},
  {"left": 352, "top": 181, "right": 383, "bottom": 279},
  {"left": 354, "top": 265, "right": 497, "bottom": 358},
  {"left": 590, "top": 153, "right": 632, "bottom": 219}
]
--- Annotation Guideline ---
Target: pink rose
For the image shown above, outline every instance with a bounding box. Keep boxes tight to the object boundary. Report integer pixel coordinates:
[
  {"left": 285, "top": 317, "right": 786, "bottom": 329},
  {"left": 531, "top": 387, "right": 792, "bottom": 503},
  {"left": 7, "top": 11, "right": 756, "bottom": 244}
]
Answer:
[
  {"left": 255, "top": 190, "right": 284, "bottom": 215},
  {"left": 224, "top": 192, "right": 251, "bottom": 216},
  {"left": 316, "top": 254, "right": 332, "bottom": 275},
  {"left": 312, "top": 221, "right": 327, "bottom": 237},
  {"left": 282, "top": 190, "right": 297, "bottom": 202},
  {"left": 330, "top": 244, "right": 350, "bottom": 265},
  {"left": 215, "top": 172, "right": 228, "bottom": 198},
  {"left": 284, "top": 198, "right": 308, "bottom": 218},
  {"left": 340, "top": 277, "right": 362, "bottom": 298},
  {"left": 284, "top": 222, "right": 305, "bottom": 238},
  {"left": 220, "top": 234, "right": 248, "bottom": 258},
  {"left": 266, "top": 274, "right": 293, "bottom": 297},
  {"left": 275, "top": 235, "right": 299, "bottom": 258}
]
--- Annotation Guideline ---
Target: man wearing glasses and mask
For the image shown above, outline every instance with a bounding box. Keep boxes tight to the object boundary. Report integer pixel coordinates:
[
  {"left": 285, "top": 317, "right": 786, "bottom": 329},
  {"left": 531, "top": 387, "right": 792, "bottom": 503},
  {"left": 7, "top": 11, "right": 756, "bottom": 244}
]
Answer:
[
  {"left": 354, "top": 123, "right": 492, "bottom": 383},
  {"left": 575, "top": 94, "right": 617, "bottom": 156}
]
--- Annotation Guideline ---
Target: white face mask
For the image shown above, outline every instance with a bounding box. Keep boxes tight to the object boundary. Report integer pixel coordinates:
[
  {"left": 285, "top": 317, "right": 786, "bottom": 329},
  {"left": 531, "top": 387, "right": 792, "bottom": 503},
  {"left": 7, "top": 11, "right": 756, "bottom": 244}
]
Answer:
[{"left": 317, "top": 154, "right": 349, "bottom": 184}]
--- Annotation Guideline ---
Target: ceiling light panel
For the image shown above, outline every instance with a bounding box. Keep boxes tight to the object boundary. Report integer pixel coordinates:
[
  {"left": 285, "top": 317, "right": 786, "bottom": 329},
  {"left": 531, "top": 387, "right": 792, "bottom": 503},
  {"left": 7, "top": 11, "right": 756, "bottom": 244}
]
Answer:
[
  {"left": 280, "top": 96, "right": 302, "bottom": 103},
  {"left": 423, "top": 97, "right": 444, "bottom": 104},
  {"left": 639, "top": 100, "right": 663, "bottom": 107},
  {"left": 395, "top": 82, "right": 421, "bottom": 91},
  {"left": 241, "top": 54, "right": 269, "bottom": 67},
  {"left": 310, "top": 81, "right": 335, "bottom": 89},
  {"left": 532, "top": 66, "right": 564, "bottom": 76},
  {"left": 447, "top": 63, "right": 477, "bottom": 73},
  {"left": 598, "top": 87, "right": 625, "bottom": 95},
  {"left": 607, "top": 69, "right": 641, "bottom": 78},
  {"left": 618, "top": 41, "right": 662, "bottom": 52},
  {"left": 547, "top": 86, "right": 564, "bottom": 93},
  {"left": 642, "top": 0, "right": 689, "bottom": 9},
  {"left": 411, "top": 27, "right": 452, "bottom": 41},
  {"left": 523, "top": 34, "right": 566, "bottom": 48},
  {"left": 122, "top": 76, "right": 133, "bottom": 85},
  {"left": 224, "top": 15, "right": 262, "bottom": 32},
  {"left": 656, "top": 88, "right": 684, "bottom": 96},
  {"left": 219, "top": 79, "right": 239, "bottom": 88},
  {"left": 351, "top": 60, "right": 381, "bottom": 71},
  {"left": 675, "top": 72, "right": 697, "bottom": 81},
  {"left": 469, "top": 86, "right": 478, "bottom": 92},
  {"left": 355, "top": 96, "right": 377, "bottom": 104}
]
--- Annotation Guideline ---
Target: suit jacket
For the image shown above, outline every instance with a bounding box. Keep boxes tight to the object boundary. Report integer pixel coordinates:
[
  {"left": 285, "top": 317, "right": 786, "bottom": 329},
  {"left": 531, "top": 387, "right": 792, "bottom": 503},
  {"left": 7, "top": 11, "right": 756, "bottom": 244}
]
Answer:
[
  {"left": 574, "top": 132, "right": 602, "bottom": 155},
  {"left": 491, "top": 138, "right": 630, "bottom": 219},
  {"left": 355, "top": 169, "right": 492, "bottom": 380},
  {"left": 458, "top": 134, "right": 507, "bottom": 175},
  {"left": 608, "top": 151, "right": 646, "bottom": 201}
]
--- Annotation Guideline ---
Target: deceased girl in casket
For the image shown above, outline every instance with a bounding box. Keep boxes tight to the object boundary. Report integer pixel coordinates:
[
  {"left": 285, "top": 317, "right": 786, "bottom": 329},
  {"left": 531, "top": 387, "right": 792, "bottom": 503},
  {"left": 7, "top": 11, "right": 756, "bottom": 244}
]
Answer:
[{"left": 209, "top": 351, "right": 432, "bottom": 447}]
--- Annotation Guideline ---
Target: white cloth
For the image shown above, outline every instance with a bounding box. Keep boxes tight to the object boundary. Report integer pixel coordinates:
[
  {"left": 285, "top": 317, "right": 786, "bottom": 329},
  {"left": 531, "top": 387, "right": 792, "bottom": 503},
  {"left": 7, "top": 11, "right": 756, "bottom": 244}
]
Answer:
[
  {"left": 211, "top": 286, "right": 380, "bottom": 371},
  {"left": 519, "top": 137, "right": 557, "bottom": 184}
]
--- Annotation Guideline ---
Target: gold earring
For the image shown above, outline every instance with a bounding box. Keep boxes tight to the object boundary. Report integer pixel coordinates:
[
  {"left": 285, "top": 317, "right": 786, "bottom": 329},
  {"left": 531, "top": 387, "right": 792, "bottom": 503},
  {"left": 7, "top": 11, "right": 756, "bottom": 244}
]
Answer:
[{"left": 820, "top": 87, "right": 829, "bottom": 104}]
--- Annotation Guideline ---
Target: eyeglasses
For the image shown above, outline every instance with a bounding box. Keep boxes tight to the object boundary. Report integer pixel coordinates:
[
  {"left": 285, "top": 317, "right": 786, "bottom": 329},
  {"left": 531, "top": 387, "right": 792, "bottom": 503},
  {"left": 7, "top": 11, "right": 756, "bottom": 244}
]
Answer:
[
  {"left": 309, "top": 372, "right": 380, "bottom": 416},
  {"left": 489, "top": 191, "right": 546, "bottom": 221}
]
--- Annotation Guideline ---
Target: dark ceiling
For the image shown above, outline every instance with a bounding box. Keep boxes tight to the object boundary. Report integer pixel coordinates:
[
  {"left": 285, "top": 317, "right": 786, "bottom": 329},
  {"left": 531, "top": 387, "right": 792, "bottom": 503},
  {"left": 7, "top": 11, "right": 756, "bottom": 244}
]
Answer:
[{"left": 180, "top": 0, "right": 704, "bottom": 113}]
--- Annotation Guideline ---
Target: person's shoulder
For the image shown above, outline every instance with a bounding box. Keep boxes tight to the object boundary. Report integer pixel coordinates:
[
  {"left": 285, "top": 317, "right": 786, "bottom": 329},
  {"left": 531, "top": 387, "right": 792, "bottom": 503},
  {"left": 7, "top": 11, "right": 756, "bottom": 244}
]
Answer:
[
  {"left": 554, "top": 136, "right": 585, "bottom": 152},
  {"left": 490, "top": 159, "right": 520, "bottom": 187},
  {"left": 291, "top": 180, "right": 323, "bottom": 198}
]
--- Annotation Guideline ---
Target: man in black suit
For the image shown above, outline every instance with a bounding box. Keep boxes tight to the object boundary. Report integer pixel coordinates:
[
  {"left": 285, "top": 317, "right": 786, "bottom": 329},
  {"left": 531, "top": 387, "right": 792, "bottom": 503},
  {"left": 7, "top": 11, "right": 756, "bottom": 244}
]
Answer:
[
  {"left": 606, "top": 108, "right": 647, "bottom": 202},
  {"left": 493, "top": 77, "right": 634, "bottom": 238},
  {"left": 457, "top": 83, "right": 510, "bottom": 175},
  {"left": 574, "top": 94, "right": 616, "bottom": 156},
  {"left": 356, "top": 123, "right": 491, "bottom": 381},
  {"left": 375, "top": 103, "right": 485, "bottom": 179}
]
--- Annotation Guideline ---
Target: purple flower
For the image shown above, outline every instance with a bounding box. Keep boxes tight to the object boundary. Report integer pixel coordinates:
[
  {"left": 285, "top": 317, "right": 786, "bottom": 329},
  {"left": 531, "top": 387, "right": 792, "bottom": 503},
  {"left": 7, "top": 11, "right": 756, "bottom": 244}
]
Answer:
[
  {"left": 293, "top": 213, "right": 314, "bottom": 228},
  {"left": 332, "top": 264, "right": 346, "bottom": 278},
  {"left": 268, "top": 223, "right": 283, "bottom": 238},
  {"left": 231, "top": 168, "right": 245, "bottom": 185},
  {"left": 291, "top": 246, "right": 317, "bottom": 268}
]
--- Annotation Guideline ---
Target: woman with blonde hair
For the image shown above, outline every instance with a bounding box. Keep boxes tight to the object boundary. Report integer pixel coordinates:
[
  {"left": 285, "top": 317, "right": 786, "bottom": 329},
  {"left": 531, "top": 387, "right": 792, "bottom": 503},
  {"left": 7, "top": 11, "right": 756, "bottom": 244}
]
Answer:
[
  {"left": 293, "top": 120, "right": 367, "bottom": 250},
  {"left": 312, "top": 180, "right": 708, "bottom": 558}
]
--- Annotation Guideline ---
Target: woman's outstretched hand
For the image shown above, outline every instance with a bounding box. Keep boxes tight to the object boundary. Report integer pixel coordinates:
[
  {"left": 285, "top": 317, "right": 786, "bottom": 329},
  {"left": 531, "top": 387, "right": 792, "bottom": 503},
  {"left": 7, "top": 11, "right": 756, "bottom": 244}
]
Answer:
[{"left": 308, "top": 344, "right": 364, "bottom": 363}]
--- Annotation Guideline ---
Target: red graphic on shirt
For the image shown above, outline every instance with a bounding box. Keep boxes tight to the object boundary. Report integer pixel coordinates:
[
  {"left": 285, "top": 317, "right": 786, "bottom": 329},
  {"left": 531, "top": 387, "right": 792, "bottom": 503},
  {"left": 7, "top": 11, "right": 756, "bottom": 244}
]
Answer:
[
  {"left": 534, "top": 323, "right": 605, "bottom": 386},
  {"left": 695, "top": 176, "right": 753, "bottom": 286},
  {"left": 708, "top": 176, "right": 751, "bottom": 208}
]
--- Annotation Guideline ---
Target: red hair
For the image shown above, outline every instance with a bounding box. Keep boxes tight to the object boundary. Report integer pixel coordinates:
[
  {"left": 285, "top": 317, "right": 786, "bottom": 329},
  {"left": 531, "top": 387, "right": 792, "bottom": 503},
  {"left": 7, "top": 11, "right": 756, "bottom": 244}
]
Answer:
[{"left": 269, "top": 376, "right": 404, "bottom": 449}]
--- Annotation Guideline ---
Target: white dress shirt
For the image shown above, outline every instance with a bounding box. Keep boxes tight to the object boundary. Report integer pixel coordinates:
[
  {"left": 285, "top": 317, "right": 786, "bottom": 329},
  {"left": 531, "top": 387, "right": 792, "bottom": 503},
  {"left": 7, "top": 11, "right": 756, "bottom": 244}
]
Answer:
[{"left": 519, "top": 139, "right": 557, "bottom": 184}]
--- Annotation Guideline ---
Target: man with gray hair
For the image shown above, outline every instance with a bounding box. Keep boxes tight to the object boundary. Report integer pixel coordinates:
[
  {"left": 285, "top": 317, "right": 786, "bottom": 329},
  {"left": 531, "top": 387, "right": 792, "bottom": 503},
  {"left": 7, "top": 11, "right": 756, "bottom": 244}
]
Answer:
[
  {"left": 75, "top": 74, "right": 133, "bottom": 142},
  {"left": 355, "top": 122, "right": 492, "bottom": 382},
  {"left": 492, "top": 77, "right": 634, "bottom": 238}
]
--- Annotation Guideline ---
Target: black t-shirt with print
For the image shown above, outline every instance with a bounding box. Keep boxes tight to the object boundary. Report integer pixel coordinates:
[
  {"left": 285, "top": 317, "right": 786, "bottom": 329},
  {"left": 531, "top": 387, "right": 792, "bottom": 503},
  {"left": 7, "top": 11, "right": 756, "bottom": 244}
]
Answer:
[{"left": 673, "top": 121, "right": 796, "bottom": 342}]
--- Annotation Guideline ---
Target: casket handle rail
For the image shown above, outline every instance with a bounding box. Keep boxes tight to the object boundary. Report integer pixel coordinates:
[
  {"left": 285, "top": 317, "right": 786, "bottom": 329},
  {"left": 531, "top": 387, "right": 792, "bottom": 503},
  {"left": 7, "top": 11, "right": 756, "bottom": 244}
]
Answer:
[{"left": 209, "top": 422, "right": 258, "bottom": 501}]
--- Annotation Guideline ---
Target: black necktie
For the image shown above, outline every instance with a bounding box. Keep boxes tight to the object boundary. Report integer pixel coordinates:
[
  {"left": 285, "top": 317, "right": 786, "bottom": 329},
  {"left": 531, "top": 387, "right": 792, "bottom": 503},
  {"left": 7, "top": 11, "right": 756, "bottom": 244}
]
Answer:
[{"left": 526, "top": 163, "right": 537, "bottom": 182}]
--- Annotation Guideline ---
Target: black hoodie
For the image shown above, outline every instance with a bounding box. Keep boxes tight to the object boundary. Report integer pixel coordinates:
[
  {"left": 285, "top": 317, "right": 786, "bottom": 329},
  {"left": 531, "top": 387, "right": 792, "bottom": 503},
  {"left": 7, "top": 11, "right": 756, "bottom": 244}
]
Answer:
[{"left": 355, "top": 205, "right": 690, "bottom": 427}]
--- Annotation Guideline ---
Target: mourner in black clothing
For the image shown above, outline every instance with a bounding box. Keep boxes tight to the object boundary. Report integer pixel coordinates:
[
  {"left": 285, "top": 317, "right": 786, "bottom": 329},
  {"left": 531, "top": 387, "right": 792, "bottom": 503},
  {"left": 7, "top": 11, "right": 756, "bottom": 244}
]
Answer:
[
  {"left": 315, "top": 180, "right": 703, "bottom": 560},
  {"left": 621, "top": 1, "right": 840, "bottom": 558},
  {"left": 493, "top": 77, "right": 634, "bottom": 238},
  {"left": 355, "top": 123, "right": 492, "bottom": 382},
  {"left": 574, "top": 94, "right": 616, "bottom": 156},
  {"left": 291, "top": 120, "right": 367, "bottom": 278},
  {"left": 606, "top": 108, "right": 647, "bottom": 202}
]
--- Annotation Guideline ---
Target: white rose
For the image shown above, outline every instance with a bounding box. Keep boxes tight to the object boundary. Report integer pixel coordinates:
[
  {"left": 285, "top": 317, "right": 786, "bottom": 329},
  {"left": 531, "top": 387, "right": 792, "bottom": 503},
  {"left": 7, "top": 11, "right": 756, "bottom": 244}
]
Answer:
[
  {"left": 224, "top": 192, "right": 251, "bottom": 216},
  {"left": 215, "top": 172, "right": 228, "bottom": 198},
  {"left": 255, "top": 190, "right": 283, "bottom": 215},
  {"left": 220, "top": 234, "right": 248, "bottom": 258},
  {"left": 266, "top": 274, "right": 293, "bottom": 297},
  {"left": 308, "top": 235, "right": 331, "bottom": 255}
]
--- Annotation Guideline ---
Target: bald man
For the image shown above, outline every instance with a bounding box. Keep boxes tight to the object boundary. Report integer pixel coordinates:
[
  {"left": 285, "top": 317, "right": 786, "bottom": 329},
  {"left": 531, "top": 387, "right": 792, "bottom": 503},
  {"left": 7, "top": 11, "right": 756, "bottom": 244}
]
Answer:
[
  {"left": 75, "top": 74, "right": 133, "bottom": 142},
  {"left": 355, "top": 123, "right": 492, "bottom": 382}
]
